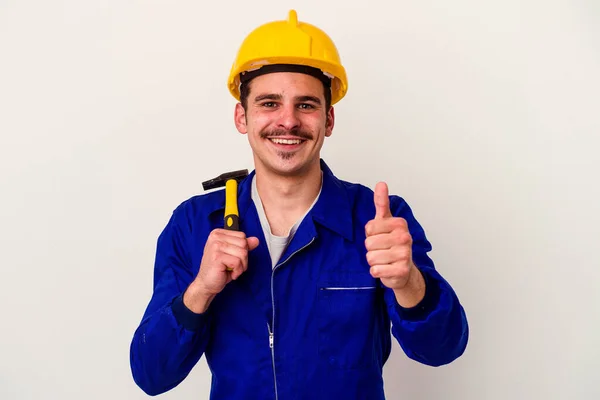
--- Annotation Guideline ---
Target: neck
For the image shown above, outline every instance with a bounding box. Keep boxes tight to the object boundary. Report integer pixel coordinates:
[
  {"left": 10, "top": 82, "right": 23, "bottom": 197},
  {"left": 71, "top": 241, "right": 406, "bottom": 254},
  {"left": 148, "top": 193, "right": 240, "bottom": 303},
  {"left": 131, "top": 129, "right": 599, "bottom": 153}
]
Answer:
[{"left": 254, "top": 160, "right": 322, "bottom": 235}]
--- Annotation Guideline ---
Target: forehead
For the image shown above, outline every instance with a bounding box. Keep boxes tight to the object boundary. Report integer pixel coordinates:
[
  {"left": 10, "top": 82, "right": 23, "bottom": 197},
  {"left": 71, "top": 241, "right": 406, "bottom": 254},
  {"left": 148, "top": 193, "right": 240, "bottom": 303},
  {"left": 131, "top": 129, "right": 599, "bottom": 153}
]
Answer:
[{"left": 248, "top": 72, "right": 325, "bottom": 98}]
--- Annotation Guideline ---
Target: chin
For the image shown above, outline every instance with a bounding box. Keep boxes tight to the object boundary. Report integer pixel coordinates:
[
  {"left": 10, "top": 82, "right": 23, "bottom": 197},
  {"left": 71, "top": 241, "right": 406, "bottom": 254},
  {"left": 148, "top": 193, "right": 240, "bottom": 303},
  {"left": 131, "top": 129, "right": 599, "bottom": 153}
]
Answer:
[
  {"left": 265, "top": 157, "right": 310, "bottom": 177},
  {"left": 269, "top": 163, "right": 304, "bottom": 176}
]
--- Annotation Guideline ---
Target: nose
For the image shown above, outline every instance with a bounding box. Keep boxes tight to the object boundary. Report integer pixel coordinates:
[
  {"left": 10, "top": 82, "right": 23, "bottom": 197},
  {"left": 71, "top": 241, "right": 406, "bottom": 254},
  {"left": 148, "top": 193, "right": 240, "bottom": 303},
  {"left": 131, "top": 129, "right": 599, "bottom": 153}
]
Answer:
[{"left": 277, "top": 103, "right": 301, "bottom": 131}]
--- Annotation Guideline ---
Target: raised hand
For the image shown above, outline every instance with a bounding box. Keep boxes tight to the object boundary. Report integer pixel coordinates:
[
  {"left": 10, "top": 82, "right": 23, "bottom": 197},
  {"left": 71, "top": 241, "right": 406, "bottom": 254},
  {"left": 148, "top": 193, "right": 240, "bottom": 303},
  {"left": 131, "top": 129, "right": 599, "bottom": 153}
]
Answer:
[
  {"left": 184, "top": 229, "right": 259, "bottom": 313},
  {"left": 364, "top": 182, "right": 415, "bottom": 291}
]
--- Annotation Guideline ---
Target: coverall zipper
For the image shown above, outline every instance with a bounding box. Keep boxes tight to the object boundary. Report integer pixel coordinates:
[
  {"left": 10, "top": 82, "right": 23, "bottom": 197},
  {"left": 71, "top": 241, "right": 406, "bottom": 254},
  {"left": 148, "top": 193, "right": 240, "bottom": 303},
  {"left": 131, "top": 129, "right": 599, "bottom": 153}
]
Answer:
[{"left": 268, "top": 237, "right": 315, "bottom": 400}]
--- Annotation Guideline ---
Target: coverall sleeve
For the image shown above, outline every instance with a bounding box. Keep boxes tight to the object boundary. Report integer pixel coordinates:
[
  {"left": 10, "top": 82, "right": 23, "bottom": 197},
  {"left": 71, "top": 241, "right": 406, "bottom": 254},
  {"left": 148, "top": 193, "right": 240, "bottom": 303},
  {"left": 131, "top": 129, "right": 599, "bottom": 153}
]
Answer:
[
  {"left": 384, "top": 196, "right": 469, "bottom": 367},
  {"left": 130, "top": 204, "right": 212, "bottom": 395}
]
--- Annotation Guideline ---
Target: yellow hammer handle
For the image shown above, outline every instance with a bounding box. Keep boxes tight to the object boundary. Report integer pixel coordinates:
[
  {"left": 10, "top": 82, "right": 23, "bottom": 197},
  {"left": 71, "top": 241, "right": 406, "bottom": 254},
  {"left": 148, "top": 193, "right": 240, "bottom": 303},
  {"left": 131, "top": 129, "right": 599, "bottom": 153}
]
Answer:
[
  {"left": 224, "top": 179, "right": 239, "bottom": 231},
  {"left": 223, "top": 179, "right": 240, "bottom": 272}
]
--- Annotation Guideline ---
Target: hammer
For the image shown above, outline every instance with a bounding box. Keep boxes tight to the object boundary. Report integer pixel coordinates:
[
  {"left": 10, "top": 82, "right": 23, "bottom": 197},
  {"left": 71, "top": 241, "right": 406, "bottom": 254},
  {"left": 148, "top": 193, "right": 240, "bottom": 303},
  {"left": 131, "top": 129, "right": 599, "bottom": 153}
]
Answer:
[{"left": 202, "top": 169, "right": 249, "bottom": 231}]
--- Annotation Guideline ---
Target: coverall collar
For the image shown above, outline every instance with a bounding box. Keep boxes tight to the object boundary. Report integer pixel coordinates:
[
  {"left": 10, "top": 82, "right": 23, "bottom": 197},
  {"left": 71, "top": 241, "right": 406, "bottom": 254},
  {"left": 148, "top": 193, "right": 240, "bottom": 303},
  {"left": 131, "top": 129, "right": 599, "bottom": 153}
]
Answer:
[{"left": 207, "top": 159, "right": 354, "bottom": 242}]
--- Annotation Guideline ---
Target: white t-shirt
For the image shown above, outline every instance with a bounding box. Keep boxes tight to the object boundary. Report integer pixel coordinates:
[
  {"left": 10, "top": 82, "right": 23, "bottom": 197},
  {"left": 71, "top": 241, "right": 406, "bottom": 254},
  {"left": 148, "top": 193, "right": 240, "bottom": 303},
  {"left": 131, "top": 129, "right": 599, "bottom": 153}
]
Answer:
[{"left": 251, "top": 174, "right": 322, "bottom": 268}]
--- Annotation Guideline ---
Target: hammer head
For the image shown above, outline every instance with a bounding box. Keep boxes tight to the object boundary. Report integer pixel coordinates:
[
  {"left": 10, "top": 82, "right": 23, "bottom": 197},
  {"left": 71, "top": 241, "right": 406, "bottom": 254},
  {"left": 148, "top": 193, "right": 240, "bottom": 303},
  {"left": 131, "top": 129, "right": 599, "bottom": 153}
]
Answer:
[{"left": 202, "top": 169, "right": 249, "bottom": 191}]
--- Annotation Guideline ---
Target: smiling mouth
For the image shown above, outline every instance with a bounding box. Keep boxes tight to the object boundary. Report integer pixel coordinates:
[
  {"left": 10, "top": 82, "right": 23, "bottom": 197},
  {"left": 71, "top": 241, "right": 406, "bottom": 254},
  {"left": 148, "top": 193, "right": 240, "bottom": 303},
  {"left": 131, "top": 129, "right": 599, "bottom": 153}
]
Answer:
[{"left": 268, "top": 138, "right": 305, "bottom": 145}]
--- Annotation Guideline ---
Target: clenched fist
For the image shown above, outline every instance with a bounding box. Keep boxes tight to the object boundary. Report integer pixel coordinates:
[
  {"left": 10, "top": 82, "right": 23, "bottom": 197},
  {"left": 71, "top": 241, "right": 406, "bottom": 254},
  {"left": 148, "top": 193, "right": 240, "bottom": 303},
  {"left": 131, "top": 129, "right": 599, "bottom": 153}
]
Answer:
[
  {"left": 365, "top": 182, "right": 425, "bottom": 308},
  {"left": 184, "top": 229, "right": 259, "bottom": 313}
]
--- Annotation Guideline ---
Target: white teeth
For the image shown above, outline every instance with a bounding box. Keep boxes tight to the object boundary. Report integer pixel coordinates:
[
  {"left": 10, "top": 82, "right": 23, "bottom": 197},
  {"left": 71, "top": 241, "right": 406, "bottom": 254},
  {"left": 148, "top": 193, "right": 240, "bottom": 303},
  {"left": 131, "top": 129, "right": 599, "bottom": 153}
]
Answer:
[{"left": 270, "top": 138, "right": 302, "bottom": 145}]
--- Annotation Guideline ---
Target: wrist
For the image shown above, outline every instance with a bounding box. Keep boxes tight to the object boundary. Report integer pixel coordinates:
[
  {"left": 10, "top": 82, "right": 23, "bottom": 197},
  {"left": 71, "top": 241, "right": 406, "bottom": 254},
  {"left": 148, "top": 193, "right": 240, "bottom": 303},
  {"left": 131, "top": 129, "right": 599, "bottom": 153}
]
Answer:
[
  {"left": 393, "top": 264, "right": 426, "bottom": 308},
  {"left": 183, "top": 279, "right": 216, "bottom": 314}
]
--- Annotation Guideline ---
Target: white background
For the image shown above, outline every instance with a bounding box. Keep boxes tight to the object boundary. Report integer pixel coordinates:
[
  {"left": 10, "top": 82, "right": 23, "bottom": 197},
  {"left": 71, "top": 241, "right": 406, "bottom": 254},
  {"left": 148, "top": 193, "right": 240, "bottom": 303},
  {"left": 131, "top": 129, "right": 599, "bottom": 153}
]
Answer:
[{"left": 1, "top": 1, "right": 599, "bottom": 399}]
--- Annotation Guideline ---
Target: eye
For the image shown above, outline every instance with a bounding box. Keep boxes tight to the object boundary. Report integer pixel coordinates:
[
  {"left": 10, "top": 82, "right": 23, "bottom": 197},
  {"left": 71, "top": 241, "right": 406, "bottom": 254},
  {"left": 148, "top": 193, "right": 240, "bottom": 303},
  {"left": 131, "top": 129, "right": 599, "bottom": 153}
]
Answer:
[
  {"left": 261, "top": 102, "right": 277, "bottom": 108},
  {"left": 298, "top": 103, "right": 315, "bottom": 110}
]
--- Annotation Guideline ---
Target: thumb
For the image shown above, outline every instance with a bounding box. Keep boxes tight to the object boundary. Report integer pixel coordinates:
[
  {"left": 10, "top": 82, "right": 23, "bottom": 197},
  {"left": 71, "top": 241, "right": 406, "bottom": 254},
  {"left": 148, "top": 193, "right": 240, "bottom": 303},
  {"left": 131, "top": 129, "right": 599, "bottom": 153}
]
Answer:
[
  {"left": 247, "top": 236, "right": 260, "bottom": 251},
  {"left": 374, "top": 182, "right": 392, "bottom": 219}
]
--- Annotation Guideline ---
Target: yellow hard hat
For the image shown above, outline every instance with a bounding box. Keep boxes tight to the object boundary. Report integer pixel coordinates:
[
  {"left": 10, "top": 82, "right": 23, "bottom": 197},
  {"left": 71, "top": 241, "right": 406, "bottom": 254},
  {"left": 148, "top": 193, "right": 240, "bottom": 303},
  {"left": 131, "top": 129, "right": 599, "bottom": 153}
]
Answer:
[{"left": 227, "top": 10, "right": 348, "bottom": 105}]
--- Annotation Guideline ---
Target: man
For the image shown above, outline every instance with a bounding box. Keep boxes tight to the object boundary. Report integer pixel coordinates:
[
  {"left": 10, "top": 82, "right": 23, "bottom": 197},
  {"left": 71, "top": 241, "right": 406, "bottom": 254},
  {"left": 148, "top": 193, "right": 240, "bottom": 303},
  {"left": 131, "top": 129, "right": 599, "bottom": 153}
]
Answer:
[{"left": 130, "top": 10, "right": 468, "bottom": 399}]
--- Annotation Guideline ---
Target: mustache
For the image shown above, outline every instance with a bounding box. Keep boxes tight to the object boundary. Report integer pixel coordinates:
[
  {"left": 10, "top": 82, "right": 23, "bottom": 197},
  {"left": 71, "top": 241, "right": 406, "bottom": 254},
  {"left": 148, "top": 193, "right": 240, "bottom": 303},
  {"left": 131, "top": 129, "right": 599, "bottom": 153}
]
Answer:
[{"left": 260, "top": 128, "right": 313, "bottom": 141}]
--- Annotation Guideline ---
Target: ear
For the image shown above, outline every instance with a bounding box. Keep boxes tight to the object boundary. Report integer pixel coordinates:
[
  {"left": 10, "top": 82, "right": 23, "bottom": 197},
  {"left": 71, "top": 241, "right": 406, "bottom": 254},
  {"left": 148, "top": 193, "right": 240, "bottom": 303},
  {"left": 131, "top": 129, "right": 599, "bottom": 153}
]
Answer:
[
  {"left": 325, "top": 106, "right": 335, "bottom": 137},
  {"left": 234, "top": 103, "right": 247, "bottom": 134}
]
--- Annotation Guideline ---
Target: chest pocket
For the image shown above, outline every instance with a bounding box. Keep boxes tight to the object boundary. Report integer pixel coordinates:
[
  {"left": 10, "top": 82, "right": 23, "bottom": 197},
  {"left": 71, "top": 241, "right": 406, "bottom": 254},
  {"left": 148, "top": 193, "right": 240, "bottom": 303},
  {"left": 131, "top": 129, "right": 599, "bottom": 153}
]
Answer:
[{"left": 317, "top": 270, "right": 382, "bottom": 370}]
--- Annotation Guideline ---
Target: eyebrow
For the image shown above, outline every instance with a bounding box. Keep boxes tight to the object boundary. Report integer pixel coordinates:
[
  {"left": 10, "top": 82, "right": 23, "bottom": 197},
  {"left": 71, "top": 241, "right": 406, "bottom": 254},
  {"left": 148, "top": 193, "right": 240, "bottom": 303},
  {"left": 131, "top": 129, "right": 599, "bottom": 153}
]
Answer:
[
  {"left": 296, "top": 95, "right": 321, "bottom": 105},
  {"left": 253, "top": 93, "right": 282, "bottom": 103},
  {"left": 253, "top": 93, "right": 322, "bottom": 105}
]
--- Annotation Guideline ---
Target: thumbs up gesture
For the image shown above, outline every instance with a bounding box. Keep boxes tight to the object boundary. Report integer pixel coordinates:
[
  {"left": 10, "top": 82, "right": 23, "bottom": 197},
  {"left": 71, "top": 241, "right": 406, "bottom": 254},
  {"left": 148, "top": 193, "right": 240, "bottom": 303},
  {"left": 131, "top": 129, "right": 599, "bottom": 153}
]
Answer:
[{"left": 365, "top": 182, "right": 419, "bottom": 292}]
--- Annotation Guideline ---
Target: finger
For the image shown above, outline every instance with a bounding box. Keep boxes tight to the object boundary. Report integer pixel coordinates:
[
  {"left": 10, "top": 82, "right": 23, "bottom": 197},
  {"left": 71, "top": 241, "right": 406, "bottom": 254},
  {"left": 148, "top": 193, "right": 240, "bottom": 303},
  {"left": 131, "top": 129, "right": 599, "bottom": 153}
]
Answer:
[
  {"left": 217, "top": 241, "right": 249, "bottom": 271},
  {"left": 369, "top": 263, "right": 410, "bottom": 279},
  {"left": 211, "top": 231, "right": 251, "bottom": 252},
  {"left": 215, "top": 231, "right": 260, "bottom": 253},
  {"left": 220, "top": 253, "right": 245, "bottom": 279},
  {"left": 214, "top": 228, "right": 248, "bottom": 239},
  {"left": 374, "top": 182, "right": 392, "bottom": 219},
  {"left": 213, "top": 230, "right": 250, "bottom": 247},
  {"left": 365, "top": 219, "right": 391, "bottom": 237},
  {"left": 247, "top": 237, "right": 260, "bottom": 251},
  {"left": 366, "top": 247, "right": 411, "bottom": 267},
  {"left": 365, "top": 217, "right": 407, "bottom": 237},
  {"left": 230, "top": 265, "right": 245, "bottom": 280},
  {"left": 365, "top": 229, "right": 412, "bottom": 250},
  {"left": 365, "top": 233, "right": 395, "bottom": 251}
]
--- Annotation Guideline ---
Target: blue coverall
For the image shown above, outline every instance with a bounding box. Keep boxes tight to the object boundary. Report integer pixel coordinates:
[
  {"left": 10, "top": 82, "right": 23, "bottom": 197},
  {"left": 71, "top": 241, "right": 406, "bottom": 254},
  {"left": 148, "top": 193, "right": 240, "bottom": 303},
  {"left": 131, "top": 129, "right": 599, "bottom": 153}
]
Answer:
[{"left": 130, "top": 159, "right": 469, "bottom": 399}]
